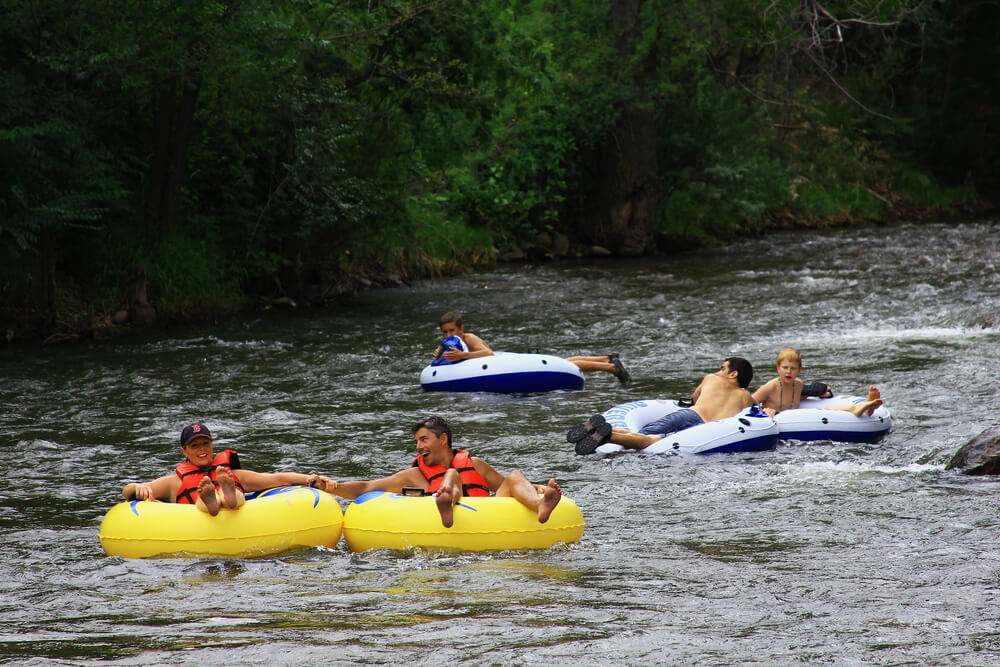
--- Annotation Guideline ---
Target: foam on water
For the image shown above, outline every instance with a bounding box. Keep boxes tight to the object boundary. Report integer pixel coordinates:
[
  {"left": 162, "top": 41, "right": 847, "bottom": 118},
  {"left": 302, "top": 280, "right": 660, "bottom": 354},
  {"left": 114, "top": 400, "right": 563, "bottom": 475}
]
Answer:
[{"left": 2, "top": 221, "right": 1000, "bottom": 665}]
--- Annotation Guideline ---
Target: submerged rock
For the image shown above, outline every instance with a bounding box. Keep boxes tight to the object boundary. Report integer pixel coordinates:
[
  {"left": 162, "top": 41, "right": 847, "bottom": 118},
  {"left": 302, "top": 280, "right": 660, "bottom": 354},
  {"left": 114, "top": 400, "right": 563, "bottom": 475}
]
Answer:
[{"left": 946, "top": 427, "right": 1000, "bottom": 475}]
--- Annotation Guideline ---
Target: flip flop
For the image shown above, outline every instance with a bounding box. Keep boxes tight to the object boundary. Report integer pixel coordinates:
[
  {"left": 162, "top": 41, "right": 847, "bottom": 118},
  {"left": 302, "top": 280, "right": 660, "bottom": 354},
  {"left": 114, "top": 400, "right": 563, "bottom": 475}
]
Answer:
[
  {"left": 575, "top": 435, "right": 601, "bottom": 455},
  {"left": 611, "top": 356, "right": 631, "bottom": 385},
  {"left": 565, "top": 414, "right": 610, "bottom": 444}
]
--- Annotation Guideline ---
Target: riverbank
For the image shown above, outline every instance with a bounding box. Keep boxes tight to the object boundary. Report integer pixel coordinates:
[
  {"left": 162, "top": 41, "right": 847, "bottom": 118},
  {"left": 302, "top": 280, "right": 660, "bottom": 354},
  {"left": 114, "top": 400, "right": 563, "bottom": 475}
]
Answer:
[{"left": 3, "top": 196, "right": 993, "bottom": 347}]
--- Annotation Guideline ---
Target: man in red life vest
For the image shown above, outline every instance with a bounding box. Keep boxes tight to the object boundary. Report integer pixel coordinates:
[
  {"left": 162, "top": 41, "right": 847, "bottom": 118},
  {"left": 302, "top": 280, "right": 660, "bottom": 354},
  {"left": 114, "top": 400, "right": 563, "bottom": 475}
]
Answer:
[
  {"left": 121, "top": 423, "right": 335, "bottom": 516},
  {"left": 328, "top": 416, "right": 563, "bottom": 528}
]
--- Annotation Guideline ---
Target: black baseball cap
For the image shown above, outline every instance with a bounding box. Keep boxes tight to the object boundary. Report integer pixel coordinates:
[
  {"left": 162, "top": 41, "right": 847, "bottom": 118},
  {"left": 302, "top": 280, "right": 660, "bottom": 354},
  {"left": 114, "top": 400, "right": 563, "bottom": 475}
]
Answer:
[{"left": 180, "top": 423, "right": 212, "bottom": 446}]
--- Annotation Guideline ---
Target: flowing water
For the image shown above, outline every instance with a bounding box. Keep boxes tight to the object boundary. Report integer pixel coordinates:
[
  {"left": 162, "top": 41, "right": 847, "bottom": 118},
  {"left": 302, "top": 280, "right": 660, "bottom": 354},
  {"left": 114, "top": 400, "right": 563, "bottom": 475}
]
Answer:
[{"left": 2, "top": 221, "right": 1000, "bottom": 665}]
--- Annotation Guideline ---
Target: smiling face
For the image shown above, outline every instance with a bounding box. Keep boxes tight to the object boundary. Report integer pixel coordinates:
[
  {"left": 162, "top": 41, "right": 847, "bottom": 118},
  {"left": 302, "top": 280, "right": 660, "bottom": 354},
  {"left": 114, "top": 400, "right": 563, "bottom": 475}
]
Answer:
[
  {"left": 413, "top": 426, "right": 452, "bottom": 467},
  {"left": 181, "top": 436, "right": 214, "bottom": 466}
]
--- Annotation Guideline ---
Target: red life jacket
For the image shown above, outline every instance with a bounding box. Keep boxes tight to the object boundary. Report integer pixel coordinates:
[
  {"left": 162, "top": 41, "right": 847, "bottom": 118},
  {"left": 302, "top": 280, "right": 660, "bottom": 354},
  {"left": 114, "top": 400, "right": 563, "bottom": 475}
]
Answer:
[
  {"left": 175, "top": 449, "right": 244, "bottom": 504},
  {"left": 412, "top": 449, "right": 490, "bottom": 497}
]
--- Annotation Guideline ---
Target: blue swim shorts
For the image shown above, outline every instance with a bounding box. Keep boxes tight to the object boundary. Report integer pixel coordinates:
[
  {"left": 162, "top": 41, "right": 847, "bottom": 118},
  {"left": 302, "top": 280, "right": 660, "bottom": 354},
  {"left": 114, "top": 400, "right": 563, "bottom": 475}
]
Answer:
[{"left": 638, "top": 407, "right": 704, "bottom": 436}]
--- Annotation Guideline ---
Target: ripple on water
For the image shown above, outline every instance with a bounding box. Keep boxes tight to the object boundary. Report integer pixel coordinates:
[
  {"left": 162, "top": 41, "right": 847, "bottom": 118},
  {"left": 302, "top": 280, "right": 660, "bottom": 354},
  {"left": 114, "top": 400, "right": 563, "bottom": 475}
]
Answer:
[{"left": 2, "top": 221, "right": 1000, "bottom": 664}]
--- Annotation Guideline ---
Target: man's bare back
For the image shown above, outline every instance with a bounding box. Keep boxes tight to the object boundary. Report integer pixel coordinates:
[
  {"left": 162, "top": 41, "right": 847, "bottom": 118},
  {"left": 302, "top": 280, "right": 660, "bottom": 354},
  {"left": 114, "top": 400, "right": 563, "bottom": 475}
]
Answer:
[
  {"left": 690, "top": 372, "right": 754, "bottom": 422},
  {"left": 567, "top": 357, "right": 756, "bottom": 453}
]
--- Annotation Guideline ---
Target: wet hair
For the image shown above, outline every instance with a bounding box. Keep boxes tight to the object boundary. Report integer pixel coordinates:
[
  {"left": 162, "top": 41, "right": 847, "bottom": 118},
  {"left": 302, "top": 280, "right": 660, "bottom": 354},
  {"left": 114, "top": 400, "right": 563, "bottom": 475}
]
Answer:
[
  {"left": 725, "top": 357, "right": 754, "bottom": 389},
  {"left": 439, "top": 311, "right": 463, "bottom": 327},
  {"left": 776, "top": 347, "right": 802, "bottom": 367},
  {"left": 413, "top": 415, "right": 452, "bottom": 446}
]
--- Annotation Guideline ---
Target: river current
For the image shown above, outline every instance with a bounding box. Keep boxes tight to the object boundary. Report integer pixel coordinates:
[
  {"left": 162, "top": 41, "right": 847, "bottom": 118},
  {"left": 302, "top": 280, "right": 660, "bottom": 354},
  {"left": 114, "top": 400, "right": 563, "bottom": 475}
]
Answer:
[{"left": 2, "top": 221, "right": 999, "bottom": 665}]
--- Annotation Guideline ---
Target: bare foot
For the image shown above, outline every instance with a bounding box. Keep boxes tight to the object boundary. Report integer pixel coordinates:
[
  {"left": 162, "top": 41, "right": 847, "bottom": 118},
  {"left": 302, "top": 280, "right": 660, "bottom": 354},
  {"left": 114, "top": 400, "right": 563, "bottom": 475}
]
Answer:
[
  {"left": 851, "top": 398, "right": 883, "bottom": 417},
  {"left": 864, "top": 398, "right": 883, "bottom": 416},
  {"left": 435, "top": 485, "right": 456, "bottom": 528},
  {"left": 867, "top": 385, "right": 881, "bottom": 402},
  {"left": 217, "top": 467, "right": 238, "bottom": 508},
  {"left": 537, "top": 479, "right": 562, "bottom": 524},
  {"left": 198, "top": 475, "right": 220, "bottom": 516}
]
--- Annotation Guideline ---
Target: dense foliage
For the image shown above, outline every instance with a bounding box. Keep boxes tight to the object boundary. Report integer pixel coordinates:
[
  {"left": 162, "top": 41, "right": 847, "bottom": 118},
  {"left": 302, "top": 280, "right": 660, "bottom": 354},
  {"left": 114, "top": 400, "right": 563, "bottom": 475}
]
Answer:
[{"left": 1, "top": 0, "right": 996, "bottom": 340}]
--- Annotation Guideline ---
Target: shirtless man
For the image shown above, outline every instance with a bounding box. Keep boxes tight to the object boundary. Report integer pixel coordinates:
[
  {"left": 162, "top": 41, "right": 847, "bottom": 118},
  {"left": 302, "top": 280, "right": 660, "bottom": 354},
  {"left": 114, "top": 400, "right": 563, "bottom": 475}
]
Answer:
[
  {"left": 434, "top": 311, "right": 630, "bottom": 384},
  {"left": 567, "top": 357, "right": 756, "bottom": 454},
  {"left": 327, "top": 416, "right": 562, "bottom": 528}
]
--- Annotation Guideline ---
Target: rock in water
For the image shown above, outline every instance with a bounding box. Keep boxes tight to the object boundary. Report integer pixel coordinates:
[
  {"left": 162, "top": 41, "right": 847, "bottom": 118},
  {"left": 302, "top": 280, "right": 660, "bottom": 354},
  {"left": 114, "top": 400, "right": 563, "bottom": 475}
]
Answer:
[{"left": 946, "top": 427, "right": 1000, "bottom": 475}]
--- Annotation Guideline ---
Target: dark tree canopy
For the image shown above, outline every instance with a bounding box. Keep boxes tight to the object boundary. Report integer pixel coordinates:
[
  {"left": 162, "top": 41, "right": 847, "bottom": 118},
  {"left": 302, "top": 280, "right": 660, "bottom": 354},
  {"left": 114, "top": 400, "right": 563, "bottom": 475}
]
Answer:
[{"left": 0, "top": 0, "right": 995, "bottom": 341}]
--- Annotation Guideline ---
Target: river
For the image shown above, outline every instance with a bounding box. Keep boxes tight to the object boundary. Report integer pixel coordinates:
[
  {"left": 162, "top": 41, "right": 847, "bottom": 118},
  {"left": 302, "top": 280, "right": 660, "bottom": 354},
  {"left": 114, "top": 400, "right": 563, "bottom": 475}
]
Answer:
[{"left": 2, "top": 221, "right": 999, "bottom": 665}]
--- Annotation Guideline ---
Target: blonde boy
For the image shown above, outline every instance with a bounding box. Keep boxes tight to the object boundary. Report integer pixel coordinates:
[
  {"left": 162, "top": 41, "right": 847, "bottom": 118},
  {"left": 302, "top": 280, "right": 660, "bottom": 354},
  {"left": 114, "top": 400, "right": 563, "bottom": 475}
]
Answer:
[{"left": 752, "top": 348, "right": 882, "bottom": 418}]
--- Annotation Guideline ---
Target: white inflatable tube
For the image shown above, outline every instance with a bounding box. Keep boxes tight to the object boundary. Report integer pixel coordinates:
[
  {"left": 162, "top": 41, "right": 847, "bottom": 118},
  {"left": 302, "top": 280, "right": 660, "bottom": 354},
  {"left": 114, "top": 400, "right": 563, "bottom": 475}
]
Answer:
[
  {"left": 420, "top": 352, "right": 585, "bottom": 394},
  {"left": 598, "top": 399, "right": 779, "bottom": 455},
  {"left": 772, "top": 395, "right": 892, "bottom": 443}
]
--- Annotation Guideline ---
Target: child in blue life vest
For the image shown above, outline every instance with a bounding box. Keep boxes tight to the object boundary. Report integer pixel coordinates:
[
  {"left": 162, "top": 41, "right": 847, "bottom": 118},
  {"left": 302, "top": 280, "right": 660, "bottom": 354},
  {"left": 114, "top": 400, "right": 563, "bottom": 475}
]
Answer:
[
  {"left": 432, "top": 311, "right": 631, "bottom": 384},
  {"left": 121, "top": 423, "right": 335, "bottom": 516}
]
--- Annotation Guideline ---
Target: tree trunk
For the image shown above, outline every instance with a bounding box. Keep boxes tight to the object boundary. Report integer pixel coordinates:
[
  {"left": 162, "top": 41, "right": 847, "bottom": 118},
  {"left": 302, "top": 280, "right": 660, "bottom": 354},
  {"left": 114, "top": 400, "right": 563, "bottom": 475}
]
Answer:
[
  {"left": 580, "top": 0, "right": 658, "bottom": 255},
  {"left": 39, "top": 226, "right": 57, "bottom": 334},
  {"left": 147, "top": 74, "right": 175, "bottom": 238},
  {"left": 147, "top": 73, "right": 200, "bottom": 240},
  {"left": 127, "top": 264, "right": 157, "bottom": 325}
]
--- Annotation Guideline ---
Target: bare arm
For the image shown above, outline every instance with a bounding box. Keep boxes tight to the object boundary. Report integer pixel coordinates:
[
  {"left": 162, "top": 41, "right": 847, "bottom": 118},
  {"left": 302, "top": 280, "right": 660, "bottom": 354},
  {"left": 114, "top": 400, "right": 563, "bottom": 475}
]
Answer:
[
  {"left": 326, "top": 468, "right": 428, "bottom": 499},
  {"left": 471, "top": 457, "right": 508, "bottom": 492},
  {"left": 122, "top": 474, "right": 178, "bottom": 501},
  {"left": 443, "top": 333, "right": 494, "bottom": 362},
  {"left": 233, "top": 469, "right": 335, "bottom": 493}
]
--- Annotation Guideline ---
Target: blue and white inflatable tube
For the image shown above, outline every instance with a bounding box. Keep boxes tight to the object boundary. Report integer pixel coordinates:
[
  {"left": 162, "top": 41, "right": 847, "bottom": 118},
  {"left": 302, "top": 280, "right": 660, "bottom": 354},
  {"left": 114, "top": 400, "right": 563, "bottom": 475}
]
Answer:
[
  {"left": 420, "top": 352, "right": 585, "bottom": 394},
  {"left": 772, "top": 395, "right": 892, "bottom": 443},
  {"left": 598, "top": 399, "right": 779, "bottom": 455}
]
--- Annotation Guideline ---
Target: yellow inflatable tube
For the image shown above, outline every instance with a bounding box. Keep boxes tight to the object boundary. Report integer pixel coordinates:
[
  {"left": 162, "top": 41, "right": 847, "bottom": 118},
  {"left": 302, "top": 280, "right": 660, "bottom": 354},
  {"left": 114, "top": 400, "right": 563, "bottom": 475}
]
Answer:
[
  {"left": 343, "top": 491, "right": 585, "bottom": 553},
  {"left": 99, "top": 486, "right": 343, "bottom": 558}
]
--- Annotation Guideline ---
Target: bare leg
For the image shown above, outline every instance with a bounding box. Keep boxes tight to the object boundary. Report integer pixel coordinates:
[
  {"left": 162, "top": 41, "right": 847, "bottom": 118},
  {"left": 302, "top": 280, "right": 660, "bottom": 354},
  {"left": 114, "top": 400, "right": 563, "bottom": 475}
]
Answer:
[
  {"left": 850, "top": 398, "right": 883, "bottom": 417},
  {"left": 196, "top": 476, "right": 220, "bottom": 516},
  {"left": 825, "top": 388, "right": 883, "bottom": 418},
  {"left": 567, "top": 355, "right": 629, "bottom": 384},
  {"left": 610, "top": 427, "right": 662, "bottom": 451},
  {"left": 216, "top": 467, "right": 245, "bottom": 509},
  {"left": 567, "top": 358, "right": 614, "bottom": 373},
  {"left": 434, "top": 469, "right": 463, "bottom": 528},
  {"left": 496, "top": 470, "right": 562, "bottom": 522}
]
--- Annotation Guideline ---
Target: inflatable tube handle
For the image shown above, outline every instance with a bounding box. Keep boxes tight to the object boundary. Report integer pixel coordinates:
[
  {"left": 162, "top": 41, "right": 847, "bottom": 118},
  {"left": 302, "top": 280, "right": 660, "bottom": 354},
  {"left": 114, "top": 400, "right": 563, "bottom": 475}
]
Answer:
[{"left": 801, "top": 382, "right": 833, "bottom": 398}]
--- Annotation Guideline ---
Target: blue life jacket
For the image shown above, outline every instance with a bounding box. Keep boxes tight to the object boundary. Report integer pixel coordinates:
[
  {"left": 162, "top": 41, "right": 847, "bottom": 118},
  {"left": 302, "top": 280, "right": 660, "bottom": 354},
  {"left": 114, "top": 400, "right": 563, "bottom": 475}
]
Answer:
[{"left": 430, "top": 335, "right": 469, "bottom": 366}]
